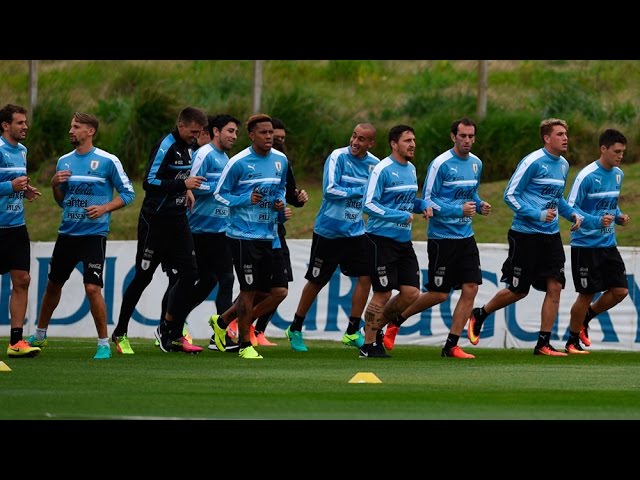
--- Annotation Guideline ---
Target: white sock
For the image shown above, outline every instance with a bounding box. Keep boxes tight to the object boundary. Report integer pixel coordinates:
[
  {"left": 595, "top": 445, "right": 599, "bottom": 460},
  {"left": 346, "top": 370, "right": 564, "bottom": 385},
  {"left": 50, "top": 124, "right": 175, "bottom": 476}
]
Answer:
[
  {"left": 98, "top": 337, "right": 109, "bottom": 347},
  {"left": 35, "top": 327, "right": 47, "bottom": 341}
]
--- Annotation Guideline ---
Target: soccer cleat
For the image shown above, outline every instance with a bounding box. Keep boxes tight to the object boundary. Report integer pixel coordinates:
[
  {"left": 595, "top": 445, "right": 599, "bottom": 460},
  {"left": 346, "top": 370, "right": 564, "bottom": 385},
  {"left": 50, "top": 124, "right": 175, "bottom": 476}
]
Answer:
[
  {"left": 112, "top": 334, "right": 134, "bottom": 354},
  {"left": 579, "top": 326, "right": 591, "bottom": 347},
  {"left": 7, "top": 340, "right": 41, "bottom": 358},
  {"left": 94, "top": 345, "right": 112, "bottom": 360},
  {"left": 467, "top": 307, "right": 483, "bottom": 345},
  {"left": 565, "top": 343, "right": 589, "bottom": 355},
  {"left": 239, "top": 345, "right": 263, "bottom": 359},
  {"left": 208, "top": 334, "right": 240, "bottom": 352},
  {"left": 359, "top": 343, "right": 391, "bottom": 358},
  {"left": 208, "top": 315, "right": 227, "bottom": 352},
  {"left": 155, "top": 326, "right": 171, "bottom": 353},
  {"left": 168, "top": 336, "right": 203, "bottom": 354},
  {"left": 383, "top": 324, "right": 399, "bottom": 350},
  {"left": 534, "top": 344, "right": 568, "bottom": 357},
  {"left": 182, "top": 323, "right": 193, "bottom": 345},
  {"left": 250, "top": 325, "right": 258, "bottom": 347},
  {"left": 227, "top": 319, "right": 239, "bottom": 342},
  {"left": 255, "top": 332, "right": 277, "bottom": 346},
  {"left": 285, "top": 326, "right": 308, "bottom": 352},
  {"left": 441, "top": 345, "right": 475, "bottom": 359},
  {"left": 26, "top": 334, "right": 48, "bottom": 348},
  {"left": 342, "top": 330, "right": 365, "bottom": 348}
]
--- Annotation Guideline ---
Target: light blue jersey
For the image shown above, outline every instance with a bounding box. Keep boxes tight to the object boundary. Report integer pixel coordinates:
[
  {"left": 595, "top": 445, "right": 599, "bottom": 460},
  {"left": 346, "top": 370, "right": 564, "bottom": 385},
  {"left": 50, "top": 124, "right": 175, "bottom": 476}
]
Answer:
[
  {"left": 214, "top": 146, "right": 287, "bottom": 241},
  {"left": 0, "top": 137, "right": 28, "bottom": 228},
  {"left": 567, "top": 160, "right": 623, "bottom": 248},
  {"left": 189, "top": 143, "right": 229, "bottom": 234},
  {"left": 55, "top": 147, "right": 135, "bottom": 236},
  {"left": 364, "top": 155, "right": 427, "bottom": 242},
  {"left": 314, "top": 146, "right": 379, "bottom": 239},
  {"left": 423, "top": 149, "right": 484, "bottom": 239},
  {"left": 504, "top": 148, "right": 578, "bottom": 234}
]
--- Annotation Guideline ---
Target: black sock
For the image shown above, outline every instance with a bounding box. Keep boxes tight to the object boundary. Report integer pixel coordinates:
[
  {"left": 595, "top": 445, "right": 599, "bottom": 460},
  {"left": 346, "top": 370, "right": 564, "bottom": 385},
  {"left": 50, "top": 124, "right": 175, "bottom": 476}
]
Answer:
[
  {"left": 10, "top": 327, "right": 23, "bottom": 345},
  {"left": 478, "top": 306, "right": 488, "bottom": 321},
  {"left": 346, "top": 316, "right": 361, "bottom": 335},
  {"left": 291, "top": 314, "right": 305, "bottom": 332},
  {"left": 566, "top": 330, "right": 580, "bottom": 346},
  {"left": 375, "top": 329, "right": 384, "bottom": 346},
  {"left": 392, "top": 314, "right": 406, "bottom": 327},
  {"left": 255, "top": 310, "right": 275, "bottom": 333},
  {"left": 584, "top": 306, "right": 597, "bottom": 327},
  {"left": 444, "top": 333, "right": 459, "bottom": 351},
  {"left": 239, "top": 341, "right": 252, "bottom": 349},
  {"left": 217, "top": 314, "right": 228, "bottom": 329},
  {"left": 536, "top": 331, "right": 551, "bottom": 348}
]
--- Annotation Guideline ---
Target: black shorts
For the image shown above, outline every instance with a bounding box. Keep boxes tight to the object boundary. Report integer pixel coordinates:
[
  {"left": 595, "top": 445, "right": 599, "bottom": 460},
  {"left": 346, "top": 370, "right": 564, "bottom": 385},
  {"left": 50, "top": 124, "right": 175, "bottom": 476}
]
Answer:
[
  {"left": 228, "top": 238, "right": 274, "bottom": 293},
  {"left": 571, "top": 246, "right": 627, "bottom": 293},
  {"left": 0, "top": 225, "right": 30, "bottom": 274},
  {"left": 192, "top": 232, "right": 233, "bottom": 279},
  {"left": 279, "top": 233, "right": 294, "bottom": 282},
  {"left": 304, "top": 233, "right": 370, "bottom": 286},
  {"left": 271, "top": 247, "right": 289, "bottom": 288},
  {"left": 135, "top": 213, "right": 197, "bottom": 278},
  {"left": 49, "top": 234, "right": 107, "bottom": 287},
  {"left": 501, "top": 229, "right": 566, "bottom": 294},
  {"left": 367, "top": 233, "right": 420, "bottom": 292},
  {"left": 426, "top": 237, "right": 482, "bottom": 292}
]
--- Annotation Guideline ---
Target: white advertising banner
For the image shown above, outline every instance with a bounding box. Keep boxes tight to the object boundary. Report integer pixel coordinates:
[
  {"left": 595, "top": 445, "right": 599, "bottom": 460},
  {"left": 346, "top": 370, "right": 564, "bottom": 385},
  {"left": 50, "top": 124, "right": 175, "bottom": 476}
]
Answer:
[{"left": 3, "top": 240, "right": 640, "bottom": 351}]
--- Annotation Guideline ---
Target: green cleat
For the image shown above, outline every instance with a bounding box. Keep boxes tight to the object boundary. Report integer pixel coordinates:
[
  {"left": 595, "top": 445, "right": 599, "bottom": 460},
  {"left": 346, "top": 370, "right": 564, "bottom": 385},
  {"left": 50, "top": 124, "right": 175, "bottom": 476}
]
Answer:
[
  {"left": 208, "top": 315, "right": 227, "bottom": 352},
  {"left": 182, "top": 322, "right": 193, "bottom": 345},
  {"left": 342, "top": 331, "right": 365, "bottom": 348},
  {"left": 238, "top": 345, "right": 263, "bottom": 359},
  {"left": 285, "top": 326, "right": 308, "bottom": 352},
  {"left": 112, "top": 334, "right": 134, "bottom": 354},
  {"left": 94, "top": 345, "right": 112, "bottom": 360},
  {"left": 26, "top": 334, "right": 48, "bottom": 348}
]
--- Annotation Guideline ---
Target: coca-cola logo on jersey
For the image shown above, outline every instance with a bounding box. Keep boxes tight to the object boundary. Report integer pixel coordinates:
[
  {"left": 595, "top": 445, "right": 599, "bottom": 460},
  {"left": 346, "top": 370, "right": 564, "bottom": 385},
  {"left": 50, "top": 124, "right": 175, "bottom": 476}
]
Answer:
[{"left": 68, "top": 182, "right": 95, "bottom": 195}]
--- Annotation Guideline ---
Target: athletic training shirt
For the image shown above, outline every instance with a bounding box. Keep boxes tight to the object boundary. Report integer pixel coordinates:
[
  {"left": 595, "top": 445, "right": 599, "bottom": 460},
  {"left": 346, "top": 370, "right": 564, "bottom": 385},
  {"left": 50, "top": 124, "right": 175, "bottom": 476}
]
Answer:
[
  {"left": 504, "top": 147, "right": 578, "bottom": 234},
  {"left": 423, "top": 149, "right": 484, "bottom": 239},
  {"left": 314, "top": 146, "right": 379, "bottom": 239},
  {"left": 0, "top": 136, "right": 28, "bottom": 228},
  {"left": 214, "top": 146, "right": 287, "bottom": 241},
  {"left": 55, "top": 147, "right": 135, "bottom": 236},
  {"left": 567, "top": 159, "right": 623, "bottom": 248}
]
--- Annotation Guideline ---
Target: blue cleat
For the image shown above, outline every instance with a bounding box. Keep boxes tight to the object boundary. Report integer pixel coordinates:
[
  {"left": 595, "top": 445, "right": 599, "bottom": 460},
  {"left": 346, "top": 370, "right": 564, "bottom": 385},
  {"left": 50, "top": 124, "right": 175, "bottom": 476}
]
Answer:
[{"left": 285, "top": 326, "right": 307, "bottom": 352}]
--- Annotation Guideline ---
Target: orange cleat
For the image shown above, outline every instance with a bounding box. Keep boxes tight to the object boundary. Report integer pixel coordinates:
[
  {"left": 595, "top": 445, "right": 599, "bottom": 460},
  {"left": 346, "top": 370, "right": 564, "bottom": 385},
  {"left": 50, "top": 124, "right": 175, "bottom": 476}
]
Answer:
[
  {"left": 579, "top": 326, "right": 591, "bottom": 347},
  {"left": 441, "top": 345, "right": 475, "bottom": 359},
  {"left": 565, "top": 343, "right": 589, "bottom": 355},
  {"left": 255, "top": 332, "right": 277, "bottom": 346},
  {"left": 383, "top": 323, "right": 400, "bottom": 351},
  {"left": 534, "top": 344, "right": 568, "bottom": 357}
]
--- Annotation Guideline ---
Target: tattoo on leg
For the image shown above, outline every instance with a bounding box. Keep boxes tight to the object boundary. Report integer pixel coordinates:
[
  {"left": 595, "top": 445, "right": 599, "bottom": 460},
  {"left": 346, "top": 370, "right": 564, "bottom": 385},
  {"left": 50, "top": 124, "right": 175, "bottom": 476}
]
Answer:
[{"left": 365, "top": 302, "right": 385, "bottom": 330}]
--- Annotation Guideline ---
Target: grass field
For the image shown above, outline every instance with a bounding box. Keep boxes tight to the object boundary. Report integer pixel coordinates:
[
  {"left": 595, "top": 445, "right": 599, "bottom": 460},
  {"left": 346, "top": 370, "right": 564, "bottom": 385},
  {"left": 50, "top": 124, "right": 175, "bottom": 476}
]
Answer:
[{"left": 2, "top": 337, "right": 640, "bottom": 420}]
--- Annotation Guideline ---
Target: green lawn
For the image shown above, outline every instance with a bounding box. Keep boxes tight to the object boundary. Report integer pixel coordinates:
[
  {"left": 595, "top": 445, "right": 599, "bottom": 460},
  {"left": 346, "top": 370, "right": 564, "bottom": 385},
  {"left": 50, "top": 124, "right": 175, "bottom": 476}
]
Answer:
[{"left": 3, "top": 338, "right": 640, "bottom": 420}]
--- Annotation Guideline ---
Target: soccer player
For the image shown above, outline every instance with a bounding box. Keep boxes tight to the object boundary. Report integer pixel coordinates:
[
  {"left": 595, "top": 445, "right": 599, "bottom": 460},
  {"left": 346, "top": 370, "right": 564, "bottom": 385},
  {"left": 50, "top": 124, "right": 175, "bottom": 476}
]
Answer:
[
  {"left": 110, "top": 106, "right": 207, "bottom": 354},
  {"left": 283, "top": 123, "right": 379, "bottom": 352},
  {"left": 0, "top": 104, "right": 42, "bottom": 358},
  {"left": 383, "top": 118, "right": 491, "bottom": 359},
  {"left": 175, "top": 114, "right": 241, "bottom": 351},
  {"left": 360, "top": 124, "right": 430, "bottom": 358},
  {"left": 27, "top": 112, "right": 135, "bottom": 359},
  {"left": 564, "top": 129, "right": 630, "bottom": 353},
  {"left": 468, "top": 118, "right": 583, "bottom": 356},
  {"left": 252, "top": 117, "right": 308, "bottom": 346},
  {"left": 209, "top": 113, "right": 287, "bottom": 359}
]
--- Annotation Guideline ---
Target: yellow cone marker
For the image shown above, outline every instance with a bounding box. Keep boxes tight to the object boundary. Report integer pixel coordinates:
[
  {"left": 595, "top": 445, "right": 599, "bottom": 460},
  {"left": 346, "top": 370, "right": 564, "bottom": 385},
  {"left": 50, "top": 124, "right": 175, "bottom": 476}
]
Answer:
[
  {"left": 0, "top": 361, "right": 12, "bottom": 372},
  {"left": 348, "top": 372, "right": 381, "bottom": 384}
]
